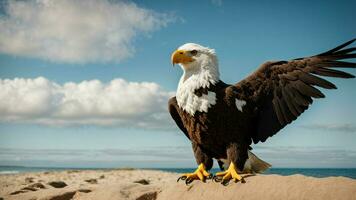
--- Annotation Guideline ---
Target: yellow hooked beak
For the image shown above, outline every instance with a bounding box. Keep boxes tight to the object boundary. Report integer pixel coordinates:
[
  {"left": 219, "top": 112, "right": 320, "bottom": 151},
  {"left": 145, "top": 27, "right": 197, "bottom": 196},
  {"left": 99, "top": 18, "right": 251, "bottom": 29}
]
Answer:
[{"left": 171, "top": 50, "right": 195, "bottom": 66}]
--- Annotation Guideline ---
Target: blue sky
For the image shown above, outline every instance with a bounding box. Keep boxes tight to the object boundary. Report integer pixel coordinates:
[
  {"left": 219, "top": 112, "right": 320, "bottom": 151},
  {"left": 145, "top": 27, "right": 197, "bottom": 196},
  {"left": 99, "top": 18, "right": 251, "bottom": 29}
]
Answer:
[{"left": 0, "top": 0, "right": 355, "bottom": 168}]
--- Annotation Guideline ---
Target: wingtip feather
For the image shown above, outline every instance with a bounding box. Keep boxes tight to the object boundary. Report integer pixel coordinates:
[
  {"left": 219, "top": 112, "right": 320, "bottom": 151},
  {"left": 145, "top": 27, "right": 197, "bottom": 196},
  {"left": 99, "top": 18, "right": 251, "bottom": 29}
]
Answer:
[{"left": 318, "top": 38, "right": 356, "bottom": 56}]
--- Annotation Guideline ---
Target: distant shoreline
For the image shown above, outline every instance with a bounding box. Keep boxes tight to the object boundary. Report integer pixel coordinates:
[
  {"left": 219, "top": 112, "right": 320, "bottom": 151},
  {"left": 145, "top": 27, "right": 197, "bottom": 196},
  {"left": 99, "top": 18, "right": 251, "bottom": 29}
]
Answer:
[{"left": 1, "top": 165, "right": 356, "bottom": 179}]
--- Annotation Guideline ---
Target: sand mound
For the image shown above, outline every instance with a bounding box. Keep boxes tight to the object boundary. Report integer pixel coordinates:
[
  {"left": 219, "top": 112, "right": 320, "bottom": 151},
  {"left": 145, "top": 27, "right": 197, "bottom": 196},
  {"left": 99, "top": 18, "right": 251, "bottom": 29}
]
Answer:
[
  {"left": 159, "top": 174, "right": 356, "bottom": 200},
  {"left": 1, "top": 170, "right": 355, "bottom": 200}
]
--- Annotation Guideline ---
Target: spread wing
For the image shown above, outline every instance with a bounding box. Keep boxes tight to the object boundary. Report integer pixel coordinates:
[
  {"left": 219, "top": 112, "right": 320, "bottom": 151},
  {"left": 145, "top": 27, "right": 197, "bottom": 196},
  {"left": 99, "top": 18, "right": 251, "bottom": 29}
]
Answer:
[
  {"left": 236, "top": 39, "right": 356, "bottom": 144},
  {"left": 168, "top": 97, "right": 190, "bottom": 140}
]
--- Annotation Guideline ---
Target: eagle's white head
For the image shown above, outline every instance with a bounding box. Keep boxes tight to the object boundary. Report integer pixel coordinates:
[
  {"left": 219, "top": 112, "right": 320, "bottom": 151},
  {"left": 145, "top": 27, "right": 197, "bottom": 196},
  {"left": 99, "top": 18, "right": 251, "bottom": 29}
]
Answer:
[
  {"left": 171, "top": 43, "right": 220, "bottom": 115},
  {"left": 171, "top": 43, "right": 220, "bottom": 82}
]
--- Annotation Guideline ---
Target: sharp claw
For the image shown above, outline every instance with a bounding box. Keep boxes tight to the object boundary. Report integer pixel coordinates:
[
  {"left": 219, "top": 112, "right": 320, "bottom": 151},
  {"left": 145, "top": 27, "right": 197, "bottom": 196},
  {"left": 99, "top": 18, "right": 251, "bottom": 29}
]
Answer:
[
  {"left": 213, "top": 176, "right": 222, "bottom": 182},
  {"left": 214, "top": 163, "right": 245, "bottom": 185},
  {"left": 177, "top": 164, "right": 211, "bottom": 185},
  {"left": 185, "top": 177, "right": 193, "bottom": 185},
  {"left": 177, "top": 176, "right": 187, "bottom": 182},
  {"left": 221, "top": 179, "right": 230, "bottom": 186}
]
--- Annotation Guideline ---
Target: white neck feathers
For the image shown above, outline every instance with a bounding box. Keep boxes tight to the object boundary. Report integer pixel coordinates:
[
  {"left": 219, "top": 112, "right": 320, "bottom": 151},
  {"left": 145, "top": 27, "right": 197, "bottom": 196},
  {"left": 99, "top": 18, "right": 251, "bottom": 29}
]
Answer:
[{"left": 176, "top": 56, "right": 220, "bottom": 116}]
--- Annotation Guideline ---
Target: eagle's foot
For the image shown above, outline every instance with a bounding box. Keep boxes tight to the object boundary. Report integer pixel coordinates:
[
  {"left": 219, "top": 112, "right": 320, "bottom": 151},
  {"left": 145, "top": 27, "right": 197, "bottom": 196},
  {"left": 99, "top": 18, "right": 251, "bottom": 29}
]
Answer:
[
  {"left": 177, "top": 163, "right": 212, "bottom": 185},
  {"left": 213, "top": 162, "right": 245, "bottom": 186}
]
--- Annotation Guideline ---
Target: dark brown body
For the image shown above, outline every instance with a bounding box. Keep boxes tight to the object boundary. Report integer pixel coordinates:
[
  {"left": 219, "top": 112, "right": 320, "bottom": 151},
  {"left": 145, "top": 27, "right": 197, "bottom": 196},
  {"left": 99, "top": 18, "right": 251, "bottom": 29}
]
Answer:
[
  {"left": 169, "top": 39, "right": 356, "bottom": 171},
  {"left": 169, "top": 81, "right": 259, "bottom": 170}
]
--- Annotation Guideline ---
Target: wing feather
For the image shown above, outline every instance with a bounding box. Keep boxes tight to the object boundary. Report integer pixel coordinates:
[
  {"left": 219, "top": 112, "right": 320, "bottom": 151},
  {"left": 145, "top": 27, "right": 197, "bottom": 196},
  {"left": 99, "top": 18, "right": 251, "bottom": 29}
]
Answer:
[
  {"left": 168, "top": 97, "right": 190, "bottom": 140},
  {"left": 312, "top": 67, "right": 355, "bottom": 78},
  {"left": 272, "top": 97, "right": 285, "bottom": 125},
  {"left": 298, "top": 72, "right": 336, "bottom": 89},
  {"left": 294, "top": 80, "right": 325, "bottom": 98},
  {"left": 281, "top": 87, "right": 299, "bottom": 117},
  {"left": 235, "top": 39, "right": 355, "bottom": 143}
]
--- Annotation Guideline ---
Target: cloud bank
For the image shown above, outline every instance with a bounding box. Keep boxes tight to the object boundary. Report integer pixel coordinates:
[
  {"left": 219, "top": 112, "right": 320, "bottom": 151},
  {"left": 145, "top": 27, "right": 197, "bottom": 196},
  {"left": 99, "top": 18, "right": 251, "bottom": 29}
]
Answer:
[
  {"left": 2, "top": 145, "right": 356, "bottom": 168},
  {"left": 301, "top": 124, "right": 356, "bottom": 133},
  {"left": 0, "top": 146, "right": 195, "bottom": 168},
  {"left": 0, "top": 77, "right": 175, "bottom": 129},
  {"left": 0, "top": 0, "right": 173, "bottom": 63},
  {"left": 253, "top": 145, "right": 356, "bottom": 168}
]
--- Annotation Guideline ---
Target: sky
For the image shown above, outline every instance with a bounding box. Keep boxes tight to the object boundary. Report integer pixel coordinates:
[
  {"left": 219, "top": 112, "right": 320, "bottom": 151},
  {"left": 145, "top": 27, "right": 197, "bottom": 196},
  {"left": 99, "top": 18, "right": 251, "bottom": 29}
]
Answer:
[{"left": 0, "top": 0, "right": 355, "bottom": 168}]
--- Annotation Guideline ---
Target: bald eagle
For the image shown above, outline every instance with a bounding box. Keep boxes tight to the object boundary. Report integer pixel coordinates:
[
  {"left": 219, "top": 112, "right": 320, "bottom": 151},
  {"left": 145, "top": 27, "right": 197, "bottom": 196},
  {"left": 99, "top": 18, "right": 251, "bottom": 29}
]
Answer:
[{"left": 168, "top": 39, "right": 355, "bottom": 185}]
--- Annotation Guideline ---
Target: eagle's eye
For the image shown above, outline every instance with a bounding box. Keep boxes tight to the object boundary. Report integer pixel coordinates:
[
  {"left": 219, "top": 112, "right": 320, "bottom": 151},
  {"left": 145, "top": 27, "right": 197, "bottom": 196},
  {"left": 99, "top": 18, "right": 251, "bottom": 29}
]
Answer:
[{"left": 190, "top": 50, "right": 198, "bottom": 56}]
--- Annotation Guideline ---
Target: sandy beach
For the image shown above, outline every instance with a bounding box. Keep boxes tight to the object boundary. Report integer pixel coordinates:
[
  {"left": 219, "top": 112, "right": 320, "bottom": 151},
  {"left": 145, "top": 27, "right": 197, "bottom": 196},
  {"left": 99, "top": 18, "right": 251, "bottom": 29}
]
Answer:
[{"left": 1, "top": 169, "right": 356, "bottom": 200}]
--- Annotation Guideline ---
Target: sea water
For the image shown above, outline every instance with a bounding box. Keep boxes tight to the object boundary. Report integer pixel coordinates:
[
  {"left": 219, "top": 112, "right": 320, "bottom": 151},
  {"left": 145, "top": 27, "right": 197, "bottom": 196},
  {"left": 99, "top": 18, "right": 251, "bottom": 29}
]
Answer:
[{"left": 1, "top": 166, "right": 356, "bottom": 179}]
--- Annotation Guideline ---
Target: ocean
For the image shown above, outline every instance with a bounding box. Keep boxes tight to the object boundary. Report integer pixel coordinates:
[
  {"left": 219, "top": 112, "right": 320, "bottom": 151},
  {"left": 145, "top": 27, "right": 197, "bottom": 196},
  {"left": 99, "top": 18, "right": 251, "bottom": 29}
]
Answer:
[{"left": 1, "top": 166, "right": 356, "bottom": 179}]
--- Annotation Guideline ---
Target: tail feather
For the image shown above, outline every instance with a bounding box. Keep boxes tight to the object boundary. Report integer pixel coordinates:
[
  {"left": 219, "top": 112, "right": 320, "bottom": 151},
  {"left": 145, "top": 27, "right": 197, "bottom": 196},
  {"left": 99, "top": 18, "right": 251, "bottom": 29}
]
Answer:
[
  {"left": 217, "top": 151, "right": 271, "bottom": 173},
  {"left": 243, "top": 151, "right": 271, "bottom": 173}
]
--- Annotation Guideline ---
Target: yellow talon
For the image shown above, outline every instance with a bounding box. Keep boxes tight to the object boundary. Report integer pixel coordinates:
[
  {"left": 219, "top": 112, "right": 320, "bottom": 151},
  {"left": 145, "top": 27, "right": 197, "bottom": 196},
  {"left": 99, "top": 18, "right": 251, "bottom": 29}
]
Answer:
[
  {"left": 214, "top": 162, "right": 244, "bottom": 185},
  {"left": 177, "top": 163, "right": 212, "bottom": 184}
]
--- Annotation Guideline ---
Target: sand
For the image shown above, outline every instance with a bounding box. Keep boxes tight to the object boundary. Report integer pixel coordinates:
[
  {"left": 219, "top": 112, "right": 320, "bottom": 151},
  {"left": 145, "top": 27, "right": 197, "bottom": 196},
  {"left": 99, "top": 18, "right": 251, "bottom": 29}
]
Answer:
[{"left": 1, "top": 169, "right": 356, "bottom": 200}]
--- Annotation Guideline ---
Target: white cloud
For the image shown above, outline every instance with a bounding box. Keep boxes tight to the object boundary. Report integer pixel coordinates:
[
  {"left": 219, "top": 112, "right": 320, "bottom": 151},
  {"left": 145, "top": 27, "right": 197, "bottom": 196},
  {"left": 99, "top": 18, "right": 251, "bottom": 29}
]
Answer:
[
  {"left": 0, "top": 77, "right": 175, "bottom": 129},
  {"left": 0, "top": 0, "right": 173, "bottom": 63}
]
